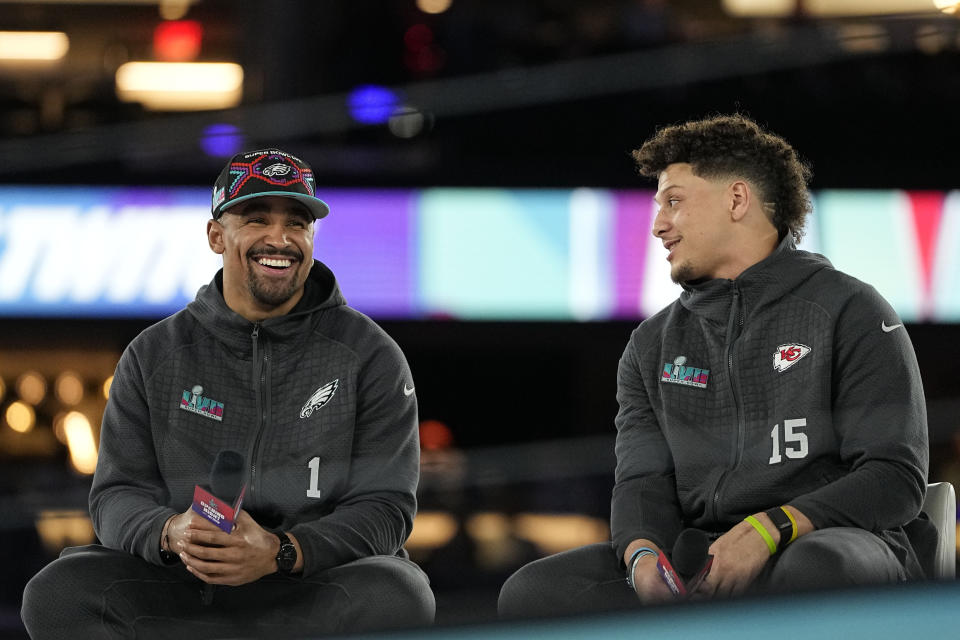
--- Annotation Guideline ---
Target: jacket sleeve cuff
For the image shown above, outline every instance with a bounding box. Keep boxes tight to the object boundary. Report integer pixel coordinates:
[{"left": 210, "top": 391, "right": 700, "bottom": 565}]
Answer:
[
  {"left": 288, "top": 524, "right": 337, "bottom": 576},
  {"left": 146, "top": 509, "right": 180, "bottom": 566},
  {"left": 613, "top": 530, "right": 673, "bottom": 567}
]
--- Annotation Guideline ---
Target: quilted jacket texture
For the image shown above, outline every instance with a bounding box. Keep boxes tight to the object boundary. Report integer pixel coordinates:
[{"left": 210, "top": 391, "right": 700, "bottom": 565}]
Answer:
[
  {"left": 611, "top": 237, "right": 931, "bottom": 577},
  {"left": 90, "top": 261, "right": 419, "bottom": 577}
]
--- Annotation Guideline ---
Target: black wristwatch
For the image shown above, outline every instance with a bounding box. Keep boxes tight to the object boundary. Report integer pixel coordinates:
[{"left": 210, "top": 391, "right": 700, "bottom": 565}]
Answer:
[
  {"left": 275, "top": 532, "right": 297, "bottom": 575},
  {"left": 764, "top": 507, "right": 795, "bottom": 552}
]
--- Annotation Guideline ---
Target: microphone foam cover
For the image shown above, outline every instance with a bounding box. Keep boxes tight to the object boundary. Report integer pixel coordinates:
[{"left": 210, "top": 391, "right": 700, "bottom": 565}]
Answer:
[
  {"left": 209, "top": 449, "right": 245, "bottom": 503},
  {"left": 672, "top": 528, "right": 712, "bottom": 578}
]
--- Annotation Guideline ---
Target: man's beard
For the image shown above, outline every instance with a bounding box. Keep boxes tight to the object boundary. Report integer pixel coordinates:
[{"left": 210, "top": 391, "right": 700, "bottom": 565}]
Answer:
[
  {"left": 248, "top": 272, "right": 301, "bottom": 307},
  {"left": 246, "top": 246, "right": 303, "bottom": 307},
  {"left": 671, "top": 261, "right": 696, "bottom": 284}
]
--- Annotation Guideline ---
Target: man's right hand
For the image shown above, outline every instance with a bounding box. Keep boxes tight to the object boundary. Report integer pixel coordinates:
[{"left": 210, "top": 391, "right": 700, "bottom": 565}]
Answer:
[
  {"left": 630, "top": 553, "right": 675, "bottom": 604},
  {"left": 161, "top": 508, "right": 222, "bottom": 556},
  {"left": 624, "top": 540, "right": 675, "bottom": 604}
]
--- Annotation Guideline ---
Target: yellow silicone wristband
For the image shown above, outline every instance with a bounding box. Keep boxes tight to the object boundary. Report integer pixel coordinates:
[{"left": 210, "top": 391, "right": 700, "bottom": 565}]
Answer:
[
  {"left": 745, "top": 515, "right": 777, "bottom": 555},
  {"left": 781, "top": 507, "right": 799, "bottom": 544}
]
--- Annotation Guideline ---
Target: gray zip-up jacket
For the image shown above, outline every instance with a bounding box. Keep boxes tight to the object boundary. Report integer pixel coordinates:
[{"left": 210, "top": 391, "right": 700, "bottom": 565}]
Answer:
[
  {"left": 611, "top": 237, "right": 930, "bottom": 575},
  {"left": 90, "top": 261, "right": 419, "bottom": 577}
]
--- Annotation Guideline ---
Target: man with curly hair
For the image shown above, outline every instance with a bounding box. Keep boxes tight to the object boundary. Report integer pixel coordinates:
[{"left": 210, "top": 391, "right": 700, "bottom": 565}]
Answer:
[{"left": 499, "top": 114, "right": 933, "bottom": 616}]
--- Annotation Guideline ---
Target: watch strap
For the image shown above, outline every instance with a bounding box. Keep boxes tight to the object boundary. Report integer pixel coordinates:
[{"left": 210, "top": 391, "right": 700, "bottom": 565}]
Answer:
[
  {"left": 764, "top": 507, "right": 797, "bottom": 551},
  {"left": 275, "top": 531, "right": 297, "bottom": 574}
]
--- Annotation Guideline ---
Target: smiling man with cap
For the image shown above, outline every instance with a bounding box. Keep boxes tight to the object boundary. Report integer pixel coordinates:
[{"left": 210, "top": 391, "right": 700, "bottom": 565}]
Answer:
[
  {"left": 209, "top": 149, "right": 331, "bottom": 321},
  {"left": 22, "top": 148, "right": 435, "bottom": 639}
]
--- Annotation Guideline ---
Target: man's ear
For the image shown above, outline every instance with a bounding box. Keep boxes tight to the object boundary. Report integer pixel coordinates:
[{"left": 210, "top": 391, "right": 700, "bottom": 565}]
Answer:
[
  {"left": 729, "top": 180, "right": 751, "bottom": 222},
  {"left": 207, "top": 219, "right": 226, "bottom": 254}
]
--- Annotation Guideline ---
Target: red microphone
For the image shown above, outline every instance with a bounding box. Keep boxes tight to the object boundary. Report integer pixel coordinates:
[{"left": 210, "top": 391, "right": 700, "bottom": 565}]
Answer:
[
  {"left": 191, "top": 450, "right": 246, "bottom": 606},
  {"left": 657, "top": 528, "right": 714, "bottom": 597},
  {"left": 192, "top": 450, "right": 246, "bottom": 533}
]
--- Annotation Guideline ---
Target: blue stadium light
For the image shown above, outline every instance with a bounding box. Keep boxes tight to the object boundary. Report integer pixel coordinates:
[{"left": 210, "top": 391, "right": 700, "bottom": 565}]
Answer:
[
  {"left": 347, "top": 85, "right": 399, "bottom": 125},
  {"left": 201, "top": 123, "right": 244, "bottom": 158}
]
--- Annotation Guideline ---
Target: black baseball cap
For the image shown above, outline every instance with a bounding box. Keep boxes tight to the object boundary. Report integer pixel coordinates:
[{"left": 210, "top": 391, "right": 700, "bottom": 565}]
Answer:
[{"left": 211, "top": 148, "right": 330, "bottom": 220}]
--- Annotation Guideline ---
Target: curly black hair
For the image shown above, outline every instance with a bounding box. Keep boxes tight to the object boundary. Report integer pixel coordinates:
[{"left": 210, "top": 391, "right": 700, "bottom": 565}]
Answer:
[{"left": 632, "top": 114, "right": 812, "bottom": 242}]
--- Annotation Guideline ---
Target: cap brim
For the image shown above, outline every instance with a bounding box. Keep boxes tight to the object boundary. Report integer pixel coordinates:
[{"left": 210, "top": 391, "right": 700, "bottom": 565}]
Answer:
[{"left": 214, "top": 191, "right": 330, "bottom": 220}]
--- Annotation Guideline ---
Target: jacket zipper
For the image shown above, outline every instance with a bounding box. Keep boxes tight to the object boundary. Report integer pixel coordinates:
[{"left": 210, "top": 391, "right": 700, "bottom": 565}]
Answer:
[
  {"left": 712, "top": 285, "right": 746, "bottom": 522},
  {"left": 250, "top": 323, "right": 264, "bottom": 504}
]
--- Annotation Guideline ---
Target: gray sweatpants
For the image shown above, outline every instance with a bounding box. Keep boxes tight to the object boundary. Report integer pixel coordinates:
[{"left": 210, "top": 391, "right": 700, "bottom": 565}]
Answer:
[
  {"left": 22, "top": 544, "right": 435, "bottom": 639},
  {"left": 498, "top": 527, "right": 906, "bottom": 619}
]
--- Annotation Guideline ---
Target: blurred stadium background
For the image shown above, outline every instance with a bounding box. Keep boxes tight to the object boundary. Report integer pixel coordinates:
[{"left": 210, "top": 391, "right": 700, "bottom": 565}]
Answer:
[{"left": 1, "top": 0, "right": 960, "bottom": 637}]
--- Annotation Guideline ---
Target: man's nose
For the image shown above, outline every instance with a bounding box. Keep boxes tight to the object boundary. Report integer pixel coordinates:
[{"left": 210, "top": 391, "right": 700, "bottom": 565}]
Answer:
[
  {"left": 263, "top": 223, "right": 290, "bottom": 245},
  {"left": 651, "top": 208, "right": 668, "bottom": 238}
]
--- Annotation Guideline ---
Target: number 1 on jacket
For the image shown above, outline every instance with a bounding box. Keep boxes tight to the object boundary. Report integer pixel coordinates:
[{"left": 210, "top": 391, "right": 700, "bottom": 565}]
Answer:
[{"left": 307, "top": 457, "right": 323, "bottom": 498}]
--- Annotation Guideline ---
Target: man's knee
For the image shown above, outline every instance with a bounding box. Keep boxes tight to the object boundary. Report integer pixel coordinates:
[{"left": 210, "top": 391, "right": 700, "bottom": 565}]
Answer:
[
  {"left": 333, "top": 556, "right": 434, "bottom": 630},
  {"left": 768, "top": 528, "right": 903, "bottom": 592},
  {"left": 21, "top": 564, "right": 53, "bottom": 636},
  {"left": 772, "top": 533, "right": 849, "bottom": 590},
  {"left": 22, "top": 550, "right": 103, "bottom": 638},
  {"left": 499, "top": 543, "right": 630, "bottom": 619},
  {"left": 499, "top": 557, "right": 554, "bottom": 618},
  {"left": 22, "top": 545, "right": 186, "bottom": 639}
]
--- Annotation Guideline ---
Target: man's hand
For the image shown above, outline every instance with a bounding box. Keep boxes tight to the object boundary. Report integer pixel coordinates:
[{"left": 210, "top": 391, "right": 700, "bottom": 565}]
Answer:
[
  {"left": 624, "top": 540, "right": 675, "bottom": 604},
  {"left": 162, "top": 508, "right": 212, "bottom": 555},
  {"left": 175, "top": 510, "right": 282, "bottom": 586},
  {"left": 630, "top": 554, "right": 676, "bottom": 604},
  {"left": 695, "top": 517, "right": 772, "bottom": 598},
  {"left": 694, "top": 506, "right": 814, "bottom": 598}
]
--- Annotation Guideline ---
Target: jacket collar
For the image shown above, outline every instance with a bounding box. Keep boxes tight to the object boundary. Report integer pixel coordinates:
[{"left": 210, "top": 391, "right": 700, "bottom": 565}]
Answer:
[
  {"left": 186, "top": 260, "right": 347, "bottom": 352},
  {"left": 677, "top": 235, "right": 832, "bottom": 324}
]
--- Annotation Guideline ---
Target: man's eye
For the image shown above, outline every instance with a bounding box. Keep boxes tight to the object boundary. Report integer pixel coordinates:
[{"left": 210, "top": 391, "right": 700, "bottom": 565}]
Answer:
[{"left": 668, "top": 199, "right": 680, "bottom": 207}]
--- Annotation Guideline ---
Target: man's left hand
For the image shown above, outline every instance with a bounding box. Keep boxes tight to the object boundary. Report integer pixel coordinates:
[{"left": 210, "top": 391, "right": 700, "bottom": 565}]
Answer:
[
  {"left": 178, "top": 510, "right": 280, "bottom": 586},
  {"left": 694, "top": 518, "right": 771, "bottom": 598}
]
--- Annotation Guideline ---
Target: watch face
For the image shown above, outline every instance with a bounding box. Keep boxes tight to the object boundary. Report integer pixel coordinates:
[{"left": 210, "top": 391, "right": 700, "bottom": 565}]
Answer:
[
  {"left": 277, "top": 538, "right": 297, "bottom": 573},
  {"left": 765, "top": 509, "right": 794, "bottom": 548},
  {"left": 277, "top": 533, "right": 297, "bottom": 573}
]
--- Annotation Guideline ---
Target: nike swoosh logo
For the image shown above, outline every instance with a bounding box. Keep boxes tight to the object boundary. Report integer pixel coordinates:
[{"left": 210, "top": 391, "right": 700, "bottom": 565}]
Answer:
[
  {"left": 403, "top": 384, "right": 415, "bottom": 396},
  {"left": 881, "top": 321, "right": 903, "bottom": 333}
]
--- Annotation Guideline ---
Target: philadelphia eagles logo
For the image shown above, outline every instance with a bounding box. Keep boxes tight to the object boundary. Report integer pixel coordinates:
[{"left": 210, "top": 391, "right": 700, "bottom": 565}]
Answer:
[
  {"left": 300, "top": 379, "right": 339, "bottom": 418},
  {"left": 262, "top": 162, "right": 292, "bottom": 177}
]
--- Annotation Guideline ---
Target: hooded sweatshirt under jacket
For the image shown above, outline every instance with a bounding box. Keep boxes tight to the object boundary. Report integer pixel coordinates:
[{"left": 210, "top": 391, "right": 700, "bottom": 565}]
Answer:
[
  {"left": 89, "top": 261, "right": 419, "bottom": 577},
  {"left": 610, "top": 237, "right": 930, "bottom": 576}
]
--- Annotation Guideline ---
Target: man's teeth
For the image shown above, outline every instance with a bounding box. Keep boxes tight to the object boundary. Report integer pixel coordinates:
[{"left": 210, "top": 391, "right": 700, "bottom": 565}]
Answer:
[{"left": 257, "top": 257, "right": 292, "bottom": 268}]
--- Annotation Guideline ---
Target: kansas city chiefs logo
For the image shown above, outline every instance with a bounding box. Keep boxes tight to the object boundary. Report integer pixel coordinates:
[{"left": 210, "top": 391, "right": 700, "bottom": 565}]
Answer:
[{"left": 773, "top": 344, "right": 811, "bottom": 372}]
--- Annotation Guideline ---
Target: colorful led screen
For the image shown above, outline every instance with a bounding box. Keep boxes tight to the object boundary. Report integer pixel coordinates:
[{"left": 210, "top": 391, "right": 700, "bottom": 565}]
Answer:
[{"left": 0, "top": 186, "right": 957, "bottom": 322}]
